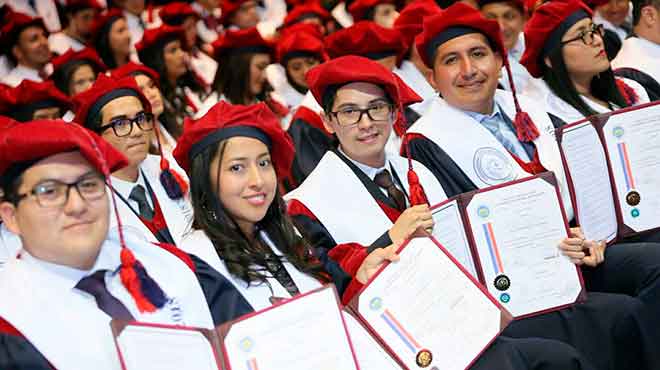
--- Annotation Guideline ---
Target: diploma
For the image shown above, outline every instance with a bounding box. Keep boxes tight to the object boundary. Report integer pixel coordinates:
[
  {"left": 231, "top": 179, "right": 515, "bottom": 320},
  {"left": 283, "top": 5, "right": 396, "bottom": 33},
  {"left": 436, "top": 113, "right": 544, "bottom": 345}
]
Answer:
[
  {"left": 219, "top": 285, "right": 359, "bottom": 370},
  {"left": 461, "top": 173, "right": 584, "bottom": 318},
  {"left": 599, "top": 102, "right": 660, "bottom": 234},
  {"left": 557, "top": 121, "right": 617, "bottom": 242},
  {"left": 111, "top": 321, "right": 222, "bottom": 370},
  {"left": 351, "top": 237, "right": 510, "bottom": 370},
  {"left": 343, "top": 310, "right": 403, "bottom": 370},
  {"left": 431, "top": 199, "right": 478, "bottom": 278}
]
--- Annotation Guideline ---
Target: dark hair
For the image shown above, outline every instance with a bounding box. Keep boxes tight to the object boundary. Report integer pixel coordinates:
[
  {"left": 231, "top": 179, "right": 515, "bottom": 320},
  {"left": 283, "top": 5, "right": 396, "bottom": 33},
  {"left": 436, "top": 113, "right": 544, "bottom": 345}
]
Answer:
[
  {"left": 541, "top": 44, "right": 629, "bottom": 118},
  {"left": 212, "top": 51, "right": 271, "bottom": 105},
  {"left": 632, "top": 0, "right": 660, "bottom": 25},
  {"left": 189, "top": 140, "right": 328, "bottom": 285},
  {"left": 94, "top": 16, "right": 123, "bottom": 69},
  {"left": 51, "top": 60, "right": 99, "bottom": 95},
  {"left": 0, "top": 172, "right": 23, "bottom": 205}
]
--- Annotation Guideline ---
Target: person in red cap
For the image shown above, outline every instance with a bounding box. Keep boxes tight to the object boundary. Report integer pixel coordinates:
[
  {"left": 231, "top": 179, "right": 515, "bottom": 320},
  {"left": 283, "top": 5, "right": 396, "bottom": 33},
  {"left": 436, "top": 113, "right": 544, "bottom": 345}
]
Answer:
[
  {"left": 282, "top": 2, "right": 331, "bottom": 33},
  {"left": 159, "top": 1, "right": 218, "bottom": 88},
  {"left": 408, "top": 3, "right": 660, "bottom": 368},
  {"left": 611, "top": 0, "right": 660, "bottom": 92},
  {"left": 48, "top": 0, "right": 102, "bottom": 55},
  {"left": 520, "top": 0, "right": 648, "bottom": 126},
  {"left": 4, "top": 0, "right": 61, "bottom": 33},
  {"left": 349, "top": 0, "right": 401, "bottom": 28},
  {"left": 50, "top": 47, "right": 107, "bottom": 96},
  {"left": 221, "top": 0, "right": 287, "bottom": 38},
  {"left": 173, "top": 99, "right": 399, "bottom": 323},
  {"left": 73, "top": 74, "right": 193, "bottom": 247},
  {"left": 1, "top": 11, "right": 51, "bottom": 87},
  {"left": 592, "top": 0, "right": 632, "bottom": 44},
  {"left": 0, "top": 119, "right": 215, "bottom": 370},
  {"left": 137, "top": 24, "right": 211, "bottom": 128},
  {"left": 114, "top": 0, "right": 149, "bottom": 51},
  {"left": 112, "top": 61, "right": 179, "bottom": 153},
  {"left": 91, "top": 8, "right": 132, "bottom": 69},
  {"left": 0, "top": 80, "right": 71, "bottom": 121}
]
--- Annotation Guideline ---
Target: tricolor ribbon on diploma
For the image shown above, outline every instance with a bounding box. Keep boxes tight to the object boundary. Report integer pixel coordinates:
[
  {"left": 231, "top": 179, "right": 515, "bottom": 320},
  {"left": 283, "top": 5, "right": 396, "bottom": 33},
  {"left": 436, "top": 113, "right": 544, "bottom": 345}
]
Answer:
[
  {"left": 381, "top": 309, "right": 422, "bottom": 354},
  {"left": 483, "top": 223, "right": 504, "bottom": 275},
  {"left": 246, "top": 358, "right": 259, "bottom": 370},
  {"left": 617, "top": 142, "right": 636, "bottom": 191}
]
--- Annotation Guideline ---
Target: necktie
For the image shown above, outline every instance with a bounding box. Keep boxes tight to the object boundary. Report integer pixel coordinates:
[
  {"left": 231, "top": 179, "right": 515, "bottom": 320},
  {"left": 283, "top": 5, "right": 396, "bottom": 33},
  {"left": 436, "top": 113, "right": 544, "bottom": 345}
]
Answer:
[
  {"left": 75, "top": 270, "right": 135, "bottom": 320},
  {"left": 374, "top": 169, "right": 407, "bottom": 212},
  {"left": 482, "top": 114, "right": 531, "bottom": 162},
  {"left": 129, "top": 185, "right": 155, "bottom": 221}
]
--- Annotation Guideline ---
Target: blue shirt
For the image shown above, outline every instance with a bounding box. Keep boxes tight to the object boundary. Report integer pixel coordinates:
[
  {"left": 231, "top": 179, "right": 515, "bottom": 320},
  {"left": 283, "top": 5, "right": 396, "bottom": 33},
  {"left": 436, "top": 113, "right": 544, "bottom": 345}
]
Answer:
[{"left": 464, "top": 104, "right": 532, "bottom": 162}]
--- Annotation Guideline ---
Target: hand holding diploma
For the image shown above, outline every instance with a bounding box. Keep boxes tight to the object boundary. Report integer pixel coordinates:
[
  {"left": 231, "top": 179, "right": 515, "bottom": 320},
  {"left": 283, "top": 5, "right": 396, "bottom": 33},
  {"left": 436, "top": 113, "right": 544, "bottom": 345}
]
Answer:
[
  {"left": 357, "top": 242, "right": 402, "bottom": 284},
  {"left": 558, "top": 227, "right": 606, "bottom": 267},
  {"left": 388, "top": 205, "right": 434, "bottom": 243}
]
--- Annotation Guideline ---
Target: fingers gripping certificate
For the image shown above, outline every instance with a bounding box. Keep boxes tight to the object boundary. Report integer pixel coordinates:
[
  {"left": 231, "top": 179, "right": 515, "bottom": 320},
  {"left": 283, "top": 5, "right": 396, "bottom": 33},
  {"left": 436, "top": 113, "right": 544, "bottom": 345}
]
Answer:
[
  {"left": 219, "top": 285, "right": 359, "bottom": 370},
  {"left": 352, "top": 237, "right": 509, "bottom": 370},
  {"left": 462, "top": 174, "right": 583, "bottom": 318}
]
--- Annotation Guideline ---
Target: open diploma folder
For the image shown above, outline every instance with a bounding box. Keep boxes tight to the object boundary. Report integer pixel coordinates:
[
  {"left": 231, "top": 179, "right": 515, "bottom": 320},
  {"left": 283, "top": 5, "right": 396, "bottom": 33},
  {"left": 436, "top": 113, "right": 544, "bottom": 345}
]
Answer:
[
  {"left": 430, "top": 173, "right": 585, "bottom": 319},
  {"left": 557, "top": 101, "right": 660, "bottom": 242},
  {"left": 349, "top": 236, "right": 512, "bottom": 370}
]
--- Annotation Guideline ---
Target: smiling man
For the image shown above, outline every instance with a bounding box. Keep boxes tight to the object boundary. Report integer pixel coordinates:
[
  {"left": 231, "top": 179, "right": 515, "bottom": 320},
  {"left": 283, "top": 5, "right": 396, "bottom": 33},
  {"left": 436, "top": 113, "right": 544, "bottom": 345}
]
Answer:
[{"left": 73, "top": 74, "right": 193, "bottom": 246}]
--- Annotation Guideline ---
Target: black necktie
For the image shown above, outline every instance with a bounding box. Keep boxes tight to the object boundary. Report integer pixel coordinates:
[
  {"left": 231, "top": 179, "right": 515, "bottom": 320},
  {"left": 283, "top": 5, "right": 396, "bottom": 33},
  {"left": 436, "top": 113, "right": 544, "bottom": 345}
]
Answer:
[
  {"left": 129, "top": 185, "right": 154, "bottom": 221},
  {"left": 75, "top": 270, "right": 135, "bottom": 320},
  {"left": 374, "top": 169, "right": 407, "bottom": 212}
]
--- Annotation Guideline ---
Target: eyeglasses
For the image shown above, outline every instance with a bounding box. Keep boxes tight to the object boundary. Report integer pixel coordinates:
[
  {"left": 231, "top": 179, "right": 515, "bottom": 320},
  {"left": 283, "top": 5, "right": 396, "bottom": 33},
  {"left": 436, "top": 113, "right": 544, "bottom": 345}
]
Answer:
[
  {"left": 98, "top": 112, "right": 154, "bottom": 137},
  {"left": 330, "top": 102, "right": 395, "bottom": 127},
  {"left": 560, "top": 23, "right": 605, "bottom": 46},
  {"left": 16, "top": 174, "right": 107, "bottom": 208}
]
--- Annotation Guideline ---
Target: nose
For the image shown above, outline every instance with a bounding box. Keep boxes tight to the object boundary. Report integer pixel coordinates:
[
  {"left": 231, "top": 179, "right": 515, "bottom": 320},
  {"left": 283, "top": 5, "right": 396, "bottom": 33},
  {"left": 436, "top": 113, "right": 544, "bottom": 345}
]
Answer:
[
  {"left": 459, "top": 56, "right": 477, "bottom": 78},
  {"left": 248, "top": 164, "right": 264, "bottom": 189},
  {"left": 62, "top": 186, "right": 87, "bottom": 216}
]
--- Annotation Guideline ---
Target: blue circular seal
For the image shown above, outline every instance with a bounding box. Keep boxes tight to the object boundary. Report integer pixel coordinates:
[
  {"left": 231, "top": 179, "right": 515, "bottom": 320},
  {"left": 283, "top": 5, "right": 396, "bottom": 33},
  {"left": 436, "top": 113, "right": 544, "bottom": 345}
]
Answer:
[
  {"left": 477, "top": 205, "right": 490, "bottom": 218},
  {"left": 631, "top": 208, "right": 640, "bottom": 218},
  {"left": 500, "top": 293, "right": 511, "bottom": 303},
  {"left": 473, "top": 147, "right": 516, "bottom": 186},
  {"left": 239, "top": 337, "right": 254, "bottom": 352},
  {"left": 612, "top": 126, "right": 625, "bottom": 138},
  {"left": 369, "top": 297, "right": 383, "bottom": 311}
]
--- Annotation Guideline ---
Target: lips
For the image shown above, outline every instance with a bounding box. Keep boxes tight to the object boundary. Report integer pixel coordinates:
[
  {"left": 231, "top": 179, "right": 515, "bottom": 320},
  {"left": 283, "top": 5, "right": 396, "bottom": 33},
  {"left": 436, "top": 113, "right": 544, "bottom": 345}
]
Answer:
[
  {"left": 63, "top": 221, "right": 94, "bottom": 231},
  {"left": 244, "top": 193, "right": 267, "bottom": 206},
  {"left": 127, "top": 141, "right": 147, "bottom": 150},
  {"left": 357, "top": 132, "right": 379, "bottom": 144}
]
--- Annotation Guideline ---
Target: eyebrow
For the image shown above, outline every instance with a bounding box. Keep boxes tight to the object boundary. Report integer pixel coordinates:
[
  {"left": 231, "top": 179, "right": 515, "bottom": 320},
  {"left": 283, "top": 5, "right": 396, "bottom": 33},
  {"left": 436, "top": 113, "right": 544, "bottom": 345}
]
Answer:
[
  {"left": 33, "top": 170, "right": 99, "bottom": 186},
  {"left": 335, "top": 98, "right": 389, "bottom": 110},
  {"left": 109, "top": 111, "right": 145, "bottom": 122},
  {"left": 226, "top": 152, "right": 271, "bottom": 162}
]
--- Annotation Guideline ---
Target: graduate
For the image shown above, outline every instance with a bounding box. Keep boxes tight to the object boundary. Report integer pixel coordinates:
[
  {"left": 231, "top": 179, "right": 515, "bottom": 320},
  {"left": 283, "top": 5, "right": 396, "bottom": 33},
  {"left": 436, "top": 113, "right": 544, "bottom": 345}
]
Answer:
[
  {"left": 50, "top": 47, "right": 107, "bottom": 96},
  {"left": 173, "top": 99, "right": 592, "bottom": 370},
  {"left": 0, "top": 120, "right": 214, "bottom": 370},
  {"left": 281, "top": 2, "right": 331, "bottom": 33},
  {"left": 90, "top": 9, "right": 132, "bottom": 69},
  {"left": 405, "top": 4, "right": 660, "bottom": 367},
  {"left": 0, "top": 80, "right": 70, "bottom": 121},
  {"left": 48, "top": 0, "right": 102, "bottom": 55},
  {"left": 611, "top": 0, "right": 660, "bottom": 90},
  {"left": 348, "top": 0, "right": 401, "bottom": 28},
  {"left": 220, "top": 0, "right": 287, "bottom": 38},
  {"left": 520, "top": 0, "right": 649, "bottom": 126},
  {"left": 115, "top": 0, "right": 148, "bottom": 50},
  {"left": 0, "top": 11, "right": 51, "bottom": 87},
  {"left": 73, "top": 74, "right": 193, "bottom": 246}
]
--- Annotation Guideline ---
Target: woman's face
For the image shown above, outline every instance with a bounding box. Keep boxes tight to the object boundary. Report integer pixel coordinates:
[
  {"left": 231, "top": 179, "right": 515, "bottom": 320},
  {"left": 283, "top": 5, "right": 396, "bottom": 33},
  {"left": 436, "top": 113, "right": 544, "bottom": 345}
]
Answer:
[
  {"left": 68, "top": 63, "right": 96, "bottom": 95},
  {"left": 285, "top": 56, "right": 320, "bottom": 90},
  {"left": 372, "top": 3, "right": 399, "bottom": 28},
  {"left": 109, "top": 18, "right": 131, "bottom": 57},
  {"left": 210, "top": 137, "right": 277, "bottom": 235},
  {"left": 134, "top": 74, "right": 164, "bottom": 116},
  {"left": 182, "top": 16, "right": 198, "bottom": 49},
  {"left": 249, "top": 53, "right": 271, "bottom": 98},
  {"left": 560, "top": 18, "right": 610, "bottom": 82},
  {"left": 164, "top": 39, "right": 187, "bottom": 81}
]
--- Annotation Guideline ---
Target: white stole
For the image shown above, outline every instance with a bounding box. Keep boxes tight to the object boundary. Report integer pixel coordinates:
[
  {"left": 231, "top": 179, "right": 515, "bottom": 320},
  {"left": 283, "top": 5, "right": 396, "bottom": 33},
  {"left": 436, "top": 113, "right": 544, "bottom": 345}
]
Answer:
[{"left": 285, "top": 151, "right": 447, "bottom": 245}]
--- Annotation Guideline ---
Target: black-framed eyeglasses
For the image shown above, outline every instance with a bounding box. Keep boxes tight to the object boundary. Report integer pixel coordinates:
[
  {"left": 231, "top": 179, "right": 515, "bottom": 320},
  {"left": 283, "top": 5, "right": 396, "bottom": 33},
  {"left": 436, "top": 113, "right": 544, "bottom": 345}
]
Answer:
[
  {"left": 16, "top": 174, "right": 107, "bottom": 208},
  {"left": 98, "top": 112, "right": 154, "bottom": 137},
  {"left": 560, "top": 23, "right": 605, "bottom": 46},
  {"left": 330, "top": 102, "right": 395, "bottom": 127}
]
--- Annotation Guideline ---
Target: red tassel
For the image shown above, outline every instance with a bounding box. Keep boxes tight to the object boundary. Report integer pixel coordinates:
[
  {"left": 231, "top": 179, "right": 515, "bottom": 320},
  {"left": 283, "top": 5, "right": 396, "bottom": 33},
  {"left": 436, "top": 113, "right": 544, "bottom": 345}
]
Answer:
[
  {"left": 514, "top": 111, "right": 540, "bottom": 142},
  {"left": 120, "top": 248, "right": 157, "bottom": 313},
  {"left": 407, "top": 169, "right": 429, "bottom": 206}
]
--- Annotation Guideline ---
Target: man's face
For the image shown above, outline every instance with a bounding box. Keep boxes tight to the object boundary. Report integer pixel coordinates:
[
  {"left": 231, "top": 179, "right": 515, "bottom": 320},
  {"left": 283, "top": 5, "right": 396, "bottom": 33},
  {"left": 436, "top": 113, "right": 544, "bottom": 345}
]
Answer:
[
  {"left": 322, "top": 82, "right": 394, "bottom": 167},
  {"left": 285, "top": 56, "right": 320, "bottom": 89},
  {"left": 70, "top": 8, "right": 98, "bottom": 39},
  {"left": 13, "top": 25, "right": 50, "bottom": 68},
  {"left": 32, "top": 106, "right": 62, "bottom": 120},
  {"left": 0, "top": 152, "right": 109, "bottom": 270},
  {"left": 431, "top": 33, "right": 502, "bottom": 114},
  {"left": 99, "top": 96, "right": 152, "bottom": 168},
  {"left": 597, "top": 0, "right": 630, "bottom": 26},
  {"left": 230, "top": 1, "right": 259, "bottom": 29},
  {"left": 481, "top": 2, "right": 526, "bottom": 51},
  {"left": 373, "top": 3, "right": 399, "bottom": 28}
]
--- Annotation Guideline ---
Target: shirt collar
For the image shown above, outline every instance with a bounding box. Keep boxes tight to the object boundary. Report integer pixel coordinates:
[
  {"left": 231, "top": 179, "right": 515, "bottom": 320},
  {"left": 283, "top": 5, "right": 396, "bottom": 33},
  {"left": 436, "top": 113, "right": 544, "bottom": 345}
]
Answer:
[
  {"left": 337, "top": 146, "right": 390, "bottom": 181},
  {"left": 110, "top": 170, "right": 148, "bottom": 200},
  {"left": 462, "top": 102, "right": 503, "bottom": 124},
  {"left": 14, "top": 64, "right": 41, "bottom": 80},
  {"left": 508, "top": 33, "right": 525, "bottom": 61}
]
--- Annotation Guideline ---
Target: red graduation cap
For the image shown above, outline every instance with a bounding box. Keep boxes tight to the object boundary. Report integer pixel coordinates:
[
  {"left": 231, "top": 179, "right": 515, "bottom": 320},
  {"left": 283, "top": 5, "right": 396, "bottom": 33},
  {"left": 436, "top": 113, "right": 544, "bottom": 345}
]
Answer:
[
  {"left": 159, "top": 2, "right": 199, "bottom": 26},
  {"left": 110, "top": 61, "right": 161, "bottom": 88},
  {"left": 90, "top": 8, "right": 124, "bottom": 45},
  {"left": 394, "top": 0, "right": 442, "bottom": 49},
  {"left": 306, "top": 55, "right": 429, "bottom": 205},
  {"left": 415, "top": 2, "right": 540, "bottom": 142},
  {"left": 212, "top": 27, "right": 275, "bottom": 60},
  {"left": 173, "top": 101, "right": 294, "bottom": 179},
  {"left": 348, "top": 0, "right": 401, "bottom": 21},
  {"left": 324, "top": 21, "right": 407, "bottom": 63},
  {"left": 136, "top": 24, "right": 189, "bottom": 54},
  {"left": 282, "top": 3, "right": 331, "bottom": 28},
  {"left": 73, "top": 74, "right": 188, "bottom": 200},
  {"left": 0, "top": 116, "right": 17, "bottom": 131},
  {"left": 64, "top": 0, "right": 103, "bottom": 11},
  {"left": 0, "top": 80, "right": 71, "bottom": 121},
  {"left": 276, "top": 23, "right": 328, "bottom": 64},
  {"left": 0, "top": 11, "right": 48, "bottom": 49},
  {"left": 0, "top": 119, "right": 173, "bottom": 314},
  {"left": 51, "top": 47, "right": 107, "bottom": 75},
  {"left": 520, "top": 0, "right": 593, "bottom": 78}
]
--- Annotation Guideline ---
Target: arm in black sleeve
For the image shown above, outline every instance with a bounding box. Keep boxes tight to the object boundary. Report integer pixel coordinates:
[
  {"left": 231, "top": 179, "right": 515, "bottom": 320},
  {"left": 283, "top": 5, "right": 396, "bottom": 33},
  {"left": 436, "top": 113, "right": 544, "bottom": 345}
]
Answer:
[
  {"left": 614, "top": 67, "right": 660, "bottom": 101},
  {"left": 287, "top": 120, "right": 335, "bottom": 189},
  {"left": 0, "top": 333, "right": 53, "bottom": 370}
]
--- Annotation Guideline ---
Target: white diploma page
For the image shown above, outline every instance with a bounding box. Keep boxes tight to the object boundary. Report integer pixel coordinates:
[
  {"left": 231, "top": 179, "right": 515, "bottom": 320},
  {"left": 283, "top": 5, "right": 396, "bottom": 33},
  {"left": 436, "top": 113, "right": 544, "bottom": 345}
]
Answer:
[
  {"left": 221, "top": 285, "right": 358, "bottom": 370},
  {"left": 355, "top": 237, "right": 506, "bottom": 370},
  {"left": 343, "top": 310, "right": 403, "bottom": 370},
  {"left": 431, "top": 199, "right": 478, "bottom": 278},
  {"left": 113, "top": 322, "right": 221, "bottom": 370},
  {"left": 559, "top": 121, "right": 617, "bottom": 242},
  {"left": 600, "top": 103, "right": 660, "bottom": 233},
  {"left": 464, "top": 175, "right": 582, "bottom": 318}
]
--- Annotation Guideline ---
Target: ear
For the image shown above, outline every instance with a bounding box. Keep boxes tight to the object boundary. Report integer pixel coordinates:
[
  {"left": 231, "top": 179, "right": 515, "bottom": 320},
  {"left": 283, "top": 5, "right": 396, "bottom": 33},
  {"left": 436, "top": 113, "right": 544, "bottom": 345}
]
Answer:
[
  {"left": 321, "top": 112, "right": 336, "bottom": 135},
  {"left": 0, "top": 202, "right": 21, "bottom": 236},
  {"left": 428, "top": 68, "right": 439, "bottom": 91},
  {"left": 11, "top": 45, "right": 23, "bottom": 63}
]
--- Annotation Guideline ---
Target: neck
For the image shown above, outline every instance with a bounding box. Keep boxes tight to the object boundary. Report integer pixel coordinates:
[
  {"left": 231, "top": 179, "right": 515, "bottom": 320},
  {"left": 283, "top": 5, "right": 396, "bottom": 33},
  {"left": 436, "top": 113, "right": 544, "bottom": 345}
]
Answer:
[
  {"left": 635, "top": 25, "right": 660, "bottom": 45},
  {"left": 167, "top": 73, "right": 178, "bottom": 87},
  {"left": 19, "top": 60, "right": 44, "bottom": 71},
  {"left": 63, "top": 27, "right": 84, "bottom": 43},
  {"left": 343, "top": 147, "right": 387, "bottom": 168},
  {"left": 113, "top": 165, "right": 140, "bottom": 182},
  {"left": 237, "top": 220, "right": 256, "bottom": 242},
  {"left": 113, "top": 52, "right": 128, "bottom": 68},
  {"left": 571, "top": 73, "right": 594, "bottom": 97}
]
